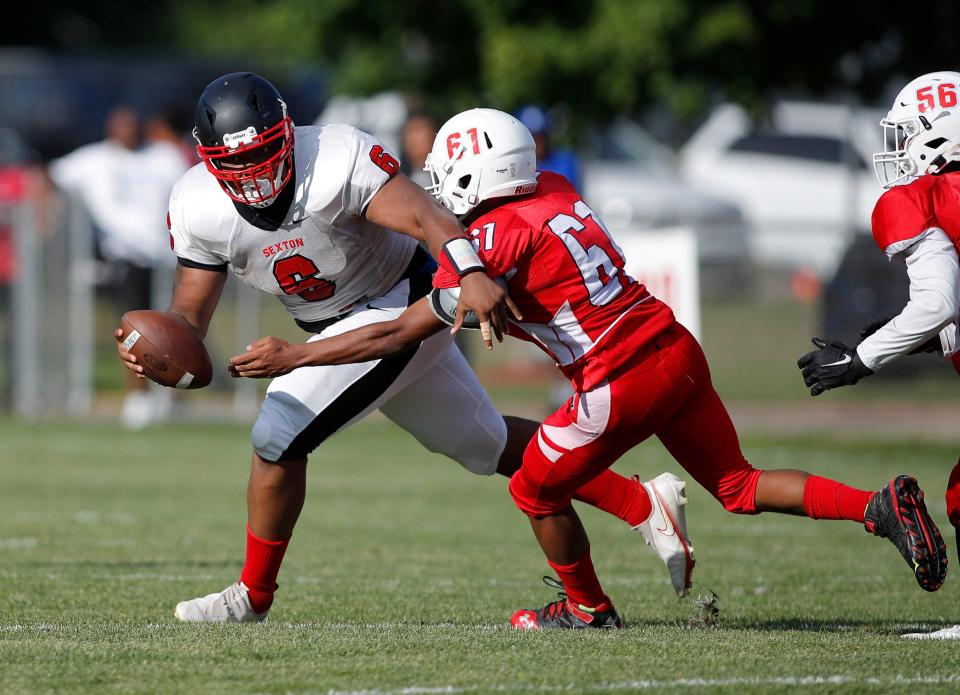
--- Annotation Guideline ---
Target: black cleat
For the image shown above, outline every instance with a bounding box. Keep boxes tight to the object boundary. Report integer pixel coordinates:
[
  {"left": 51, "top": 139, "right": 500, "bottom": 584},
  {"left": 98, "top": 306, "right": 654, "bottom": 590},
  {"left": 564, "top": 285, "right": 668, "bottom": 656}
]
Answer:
[
  {"left": 511, "top": 577, "right": 624, "bottom": 630},
  {"left": 865, "top": 475, "right": 948, "bottom": 592}
]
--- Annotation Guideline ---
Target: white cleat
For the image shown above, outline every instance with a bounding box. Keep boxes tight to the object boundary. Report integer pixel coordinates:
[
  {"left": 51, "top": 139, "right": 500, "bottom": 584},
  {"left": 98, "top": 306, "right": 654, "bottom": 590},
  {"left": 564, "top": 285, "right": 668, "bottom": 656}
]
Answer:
[
  {"left": 903, "top": 625, "right": 960, "bottom": 640},
  {"left": 635, "top": 472, "right": 696, "bottom": 597},
  {"left": 174, "top": 581, "right": 268, "bottom": 623}
]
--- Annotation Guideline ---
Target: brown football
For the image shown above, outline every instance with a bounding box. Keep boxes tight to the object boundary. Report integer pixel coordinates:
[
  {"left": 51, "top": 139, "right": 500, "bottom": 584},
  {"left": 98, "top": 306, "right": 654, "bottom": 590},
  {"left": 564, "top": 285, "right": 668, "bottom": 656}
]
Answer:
[{"left": 119, "top": 310, "right": 213, "bottom": 389}]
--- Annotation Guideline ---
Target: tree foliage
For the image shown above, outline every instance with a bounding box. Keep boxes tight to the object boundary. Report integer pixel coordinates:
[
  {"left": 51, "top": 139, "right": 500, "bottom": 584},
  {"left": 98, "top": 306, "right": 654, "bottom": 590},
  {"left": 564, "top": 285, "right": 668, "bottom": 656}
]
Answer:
[{"left": 7, "top": 0, "right": 960, "bottom": 125}]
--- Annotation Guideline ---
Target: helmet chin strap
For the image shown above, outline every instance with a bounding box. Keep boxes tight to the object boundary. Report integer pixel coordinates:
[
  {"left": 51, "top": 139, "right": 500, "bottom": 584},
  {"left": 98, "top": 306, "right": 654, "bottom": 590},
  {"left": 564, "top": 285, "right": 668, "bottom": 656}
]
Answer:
[
  {"left": 443, "top": 144, "right": 465, "bottom": 173},
  {"left": 436, "top": 143, "right": 467, "bottom": 214}
]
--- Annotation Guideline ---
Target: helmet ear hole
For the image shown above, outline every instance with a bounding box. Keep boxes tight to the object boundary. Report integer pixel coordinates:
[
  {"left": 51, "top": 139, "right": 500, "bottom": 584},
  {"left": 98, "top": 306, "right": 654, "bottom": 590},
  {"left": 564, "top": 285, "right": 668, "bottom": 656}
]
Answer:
[
  {"left": 926, "top": 137, "right": 948, "bottom": 149},
  {"left": 458, "top": 174, "right": 472, "bottom": 189}
]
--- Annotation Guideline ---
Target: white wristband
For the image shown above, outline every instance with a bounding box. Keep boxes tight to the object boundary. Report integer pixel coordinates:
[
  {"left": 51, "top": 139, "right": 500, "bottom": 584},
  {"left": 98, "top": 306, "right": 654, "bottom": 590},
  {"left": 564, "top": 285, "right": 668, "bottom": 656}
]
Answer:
[{"left": 442, "top": 237, "right": 484, "bottom": 277}]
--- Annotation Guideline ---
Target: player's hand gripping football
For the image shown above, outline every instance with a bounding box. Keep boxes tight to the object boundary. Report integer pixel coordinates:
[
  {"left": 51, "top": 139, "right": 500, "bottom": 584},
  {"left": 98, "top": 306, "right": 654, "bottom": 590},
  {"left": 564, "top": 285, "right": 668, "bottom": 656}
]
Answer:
[
  {"left": 229, "top": 336, "right": 304, "bottom": 378},
  {"left": 797, "top": 338, "right": 874, "bottom": 396},
  {"left": 114, "top": 328, "right": 146, "bottom": 379},
  {"left": 455, "top": 272, "right": 523, "bottom": 349}
]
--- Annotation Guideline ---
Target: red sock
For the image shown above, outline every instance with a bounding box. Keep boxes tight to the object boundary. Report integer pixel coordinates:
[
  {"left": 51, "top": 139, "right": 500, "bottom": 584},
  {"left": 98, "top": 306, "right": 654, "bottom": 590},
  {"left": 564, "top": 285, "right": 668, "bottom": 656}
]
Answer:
[
  {"left": 548, "top": 547, "right": 611, "bottom": 611},
  {"left": 802, "top": 475, "right": 874, "bottom": 523},
  {"left": 945, "top": 459, "right": 960, "bottom": 529},
  {"left": 573, "top": 470, "right": 652, "bottom": 527},
  {"left": 239, "top": 525, "right": 290, "bottom": 613}
]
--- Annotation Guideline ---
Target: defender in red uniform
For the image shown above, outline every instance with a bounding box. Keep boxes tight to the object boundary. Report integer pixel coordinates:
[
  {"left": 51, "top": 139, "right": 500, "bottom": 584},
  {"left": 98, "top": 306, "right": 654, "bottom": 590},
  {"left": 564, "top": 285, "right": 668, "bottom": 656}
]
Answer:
[
  {"left": 232, "top": 109, "right": 948, "bottom": 628},
  {"left": 799, "top": 71, "right": 960, "bottom": 639}
]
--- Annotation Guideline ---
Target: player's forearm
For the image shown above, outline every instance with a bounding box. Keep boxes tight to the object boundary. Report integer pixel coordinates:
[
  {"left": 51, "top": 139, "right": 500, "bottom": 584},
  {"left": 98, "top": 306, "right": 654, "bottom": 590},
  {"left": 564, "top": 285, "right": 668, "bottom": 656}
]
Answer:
[
  {"left": 295, "top": 310, "right": 442, "bottom": 367},
  {"left": 167, "top": 265, "right": 227, "bottom": 339},
  {"left": 857, "top": 233, "right": 959, "bottom": 370},
  {"left": 294, "top": 324, "right": 413, "bottom": 366}
]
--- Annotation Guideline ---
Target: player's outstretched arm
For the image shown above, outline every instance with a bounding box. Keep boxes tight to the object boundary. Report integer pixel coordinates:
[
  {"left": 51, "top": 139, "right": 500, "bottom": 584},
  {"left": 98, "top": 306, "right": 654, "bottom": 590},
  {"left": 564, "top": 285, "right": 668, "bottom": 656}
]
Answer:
[
  {"left": 855, "top": 230, "right": 959, "bottom": 371},
  {"left": 365, "top": 174, "right": 519, "bottom": 347},
  {"left": 229, "top": 298, "right": 445, "bottom": 378},
  {"left": 114, "top": 265, "right": 227, "bottom": 377}
]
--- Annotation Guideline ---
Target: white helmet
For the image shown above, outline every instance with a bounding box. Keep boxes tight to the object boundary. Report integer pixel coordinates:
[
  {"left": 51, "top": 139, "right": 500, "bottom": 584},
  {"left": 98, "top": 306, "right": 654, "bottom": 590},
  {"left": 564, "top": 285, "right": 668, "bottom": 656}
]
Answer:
[
  {"left": 425, "top": 108, "right": 537, "bottom": 216},
  {"left": 874, "top": 71, "right": 960, "bottom": 188}
]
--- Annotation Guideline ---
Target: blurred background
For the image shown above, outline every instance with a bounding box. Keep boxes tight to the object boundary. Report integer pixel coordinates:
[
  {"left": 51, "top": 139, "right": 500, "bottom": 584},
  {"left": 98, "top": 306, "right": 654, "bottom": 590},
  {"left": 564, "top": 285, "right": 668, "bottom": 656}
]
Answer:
[{"left": 2, "top": 0, "right": 958, "bottom": 436}]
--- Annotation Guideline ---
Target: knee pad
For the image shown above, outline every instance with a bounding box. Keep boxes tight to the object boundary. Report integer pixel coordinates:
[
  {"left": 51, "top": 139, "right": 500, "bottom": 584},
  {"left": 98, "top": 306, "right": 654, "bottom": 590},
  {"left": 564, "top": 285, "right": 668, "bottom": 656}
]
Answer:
[
  {"left": 250, "top": 393, "right": 310, "bottom": 461},
  {"left": 251, "top": 392, "right": 315, "bottom": 462},
  {"left": 434, "top": 414, "right": 506, "bottom": 476},
  {"left": 250, "top": 409, "right": 279, "bottom": 462}
]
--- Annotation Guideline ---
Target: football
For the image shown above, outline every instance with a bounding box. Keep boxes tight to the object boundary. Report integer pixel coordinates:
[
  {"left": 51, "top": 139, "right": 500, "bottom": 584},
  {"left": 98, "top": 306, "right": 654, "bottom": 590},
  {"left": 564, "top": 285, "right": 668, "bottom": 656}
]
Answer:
[
  {"left": 119, "top": 310, "right": 213, "bottom": 389},
  {"left": 428, "top": 277, "right": 509, "bottom": 329}
]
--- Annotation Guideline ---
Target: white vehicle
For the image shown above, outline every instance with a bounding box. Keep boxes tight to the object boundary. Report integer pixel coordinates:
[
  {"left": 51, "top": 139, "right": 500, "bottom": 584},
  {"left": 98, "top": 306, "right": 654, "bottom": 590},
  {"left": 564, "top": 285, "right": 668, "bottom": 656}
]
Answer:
[
  {"left": 581, "top": 118, "right": 751, "bottom": 292},
  {"left": 679, "top": 101, "right": 884, "bottom": 278}
]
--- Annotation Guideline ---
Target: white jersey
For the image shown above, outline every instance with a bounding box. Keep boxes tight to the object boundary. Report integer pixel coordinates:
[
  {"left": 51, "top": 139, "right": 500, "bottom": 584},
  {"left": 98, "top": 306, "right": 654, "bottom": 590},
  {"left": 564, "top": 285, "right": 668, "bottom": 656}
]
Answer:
[{"left": 168, "top": 124, "right": 417, "bottom": 322}]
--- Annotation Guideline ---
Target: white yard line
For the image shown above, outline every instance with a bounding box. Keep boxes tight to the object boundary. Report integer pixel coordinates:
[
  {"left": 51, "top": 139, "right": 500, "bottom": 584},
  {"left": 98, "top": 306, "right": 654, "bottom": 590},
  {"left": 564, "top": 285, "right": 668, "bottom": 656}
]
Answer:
[{"left": 317, "top": 674, "right": 960, "bottom": 695}]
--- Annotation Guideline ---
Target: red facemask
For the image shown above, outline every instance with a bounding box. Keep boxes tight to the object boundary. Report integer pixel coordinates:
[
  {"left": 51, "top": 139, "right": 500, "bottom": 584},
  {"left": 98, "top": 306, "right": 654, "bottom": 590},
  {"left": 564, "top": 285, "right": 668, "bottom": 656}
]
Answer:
[{"left": 197, "top": 117, "right": 295, "bottom": 206}]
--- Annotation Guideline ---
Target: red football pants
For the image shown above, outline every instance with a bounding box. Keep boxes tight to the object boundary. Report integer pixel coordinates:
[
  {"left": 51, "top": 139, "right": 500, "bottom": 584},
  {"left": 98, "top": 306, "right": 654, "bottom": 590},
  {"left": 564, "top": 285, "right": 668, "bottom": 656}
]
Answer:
[{"left": 509, "top": 323, "right": 762, "bottom": 517}]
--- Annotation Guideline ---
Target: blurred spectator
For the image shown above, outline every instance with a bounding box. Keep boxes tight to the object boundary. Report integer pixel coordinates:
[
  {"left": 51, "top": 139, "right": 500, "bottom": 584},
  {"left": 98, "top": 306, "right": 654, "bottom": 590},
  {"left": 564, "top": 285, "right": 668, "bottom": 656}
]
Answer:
[
  {"left": 144, "top": 109, "right": 196, "bottom": 173},
  {"left": 140, "top": 109, "right": 196, "bottom": 271},
  {"left": 401, "top": 112, "right": 438, "bottom": 188},
  {"left": 516, "top": 105, "right": 582, "bottom": 190},
  {"left": 0, "top": 133, "right": 35, "bottom": 408},
  {"left": 47, "top": 105, "right": 190, "bottom": 428}
]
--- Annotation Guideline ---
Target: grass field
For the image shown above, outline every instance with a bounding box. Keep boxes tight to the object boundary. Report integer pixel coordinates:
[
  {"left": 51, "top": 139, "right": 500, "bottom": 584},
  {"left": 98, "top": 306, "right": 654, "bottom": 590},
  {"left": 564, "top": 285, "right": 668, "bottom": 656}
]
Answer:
[{"left": 2, "top": 417, "right": 960, "bottom": 693}]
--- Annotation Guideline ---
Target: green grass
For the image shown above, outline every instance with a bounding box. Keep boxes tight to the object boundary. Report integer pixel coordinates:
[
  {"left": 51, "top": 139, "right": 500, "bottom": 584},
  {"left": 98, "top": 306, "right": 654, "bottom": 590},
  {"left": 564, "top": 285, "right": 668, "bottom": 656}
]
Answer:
[{"left": 2, "top": 418, "right": 960, "bottom": 693}]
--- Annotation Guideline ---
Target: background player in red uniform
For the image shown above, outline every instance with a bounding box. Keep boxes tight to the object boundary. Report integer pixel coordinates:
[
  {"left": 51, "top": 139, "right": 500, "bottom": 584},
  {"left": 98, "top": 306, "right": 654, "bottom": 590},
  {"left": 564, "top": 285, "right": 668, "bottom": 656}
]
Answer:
[
  {"left": 799, "top": 71, "right": 960, "bottom": 640},
  {"left": 232, "top": 108, "right": 948, "bottom": 629}
]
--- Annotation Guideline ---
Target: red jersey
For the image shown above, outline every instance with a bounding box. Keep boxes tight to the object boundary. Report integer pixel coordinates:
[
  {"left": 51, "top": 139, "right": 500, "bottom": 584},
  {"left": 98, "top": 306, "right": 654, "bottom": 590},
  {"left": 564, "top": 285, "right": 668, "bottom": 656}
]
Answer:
[
  {"left": 871, "top": 171, "right": 960, "bottom": 376},
  {"left": 871, "top": 172, "right": 960, "bottom": 255},
  {"left": 433, "top": 172, "right": 675, "bottom": 390}
]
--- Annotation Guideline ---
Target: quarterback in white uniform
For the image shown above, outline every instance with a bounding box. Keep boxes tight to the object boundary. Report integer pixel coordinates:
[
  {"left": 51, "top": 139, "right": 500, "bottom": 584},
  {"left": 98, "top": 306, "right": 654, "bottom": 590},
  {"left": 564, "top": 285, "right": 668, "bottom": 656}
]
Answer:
[
  {"left": 114, "top": 72, "right": 518, "bottom": 622},
  {"left": 115, "top": 73, "right": 661, "bottom": 623}
]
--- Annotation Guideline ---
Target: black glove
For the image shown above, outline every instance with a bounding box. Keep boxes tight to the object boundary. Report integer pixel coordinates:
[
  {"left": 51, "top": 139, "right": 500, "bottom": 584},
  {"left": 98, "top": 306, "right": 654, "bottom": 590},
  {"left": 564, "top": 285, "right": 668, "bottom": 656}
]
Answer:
[
  {"left": 797, "top": 338, "right": 874, "bottom": 396},
  {"left": 859, "top": 316, "right": 942, "bottom": 355}
]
